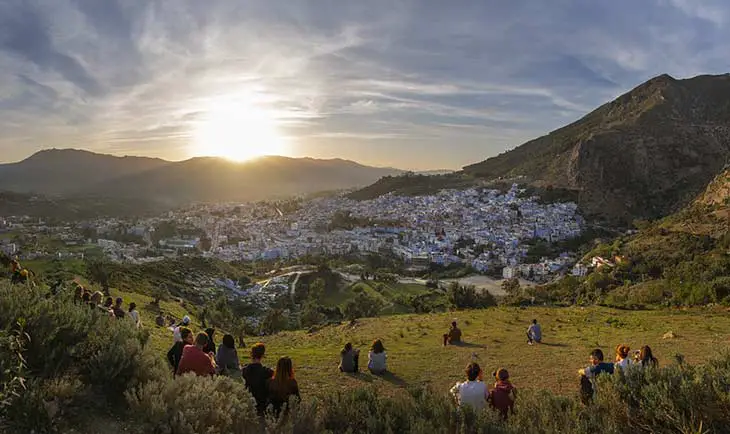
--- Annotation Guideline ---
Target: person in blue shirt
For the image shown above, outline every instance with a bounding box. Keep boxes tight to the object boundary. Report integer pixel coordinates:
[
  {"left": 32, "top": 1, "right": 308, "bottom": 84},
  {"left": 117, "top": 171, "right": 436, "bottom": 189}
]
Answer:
[{"left": 579, "top": 348, "right": 614, "bottom": 404}]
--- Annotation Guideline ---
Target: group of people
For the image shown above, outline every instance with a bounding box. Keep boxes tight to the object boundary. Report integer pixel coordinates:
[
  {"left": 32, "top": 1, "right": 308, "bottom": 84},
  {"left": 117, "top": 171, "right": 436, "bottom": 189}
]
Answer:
[
  {"left": 578, "top": 344, "right": 658, "bottom": 404},
  {"left": 72, "top": 283, "right": 141, "bottom": 327},
  {"left": 165, "top": 321, "right": 299, "bottom": 416}
]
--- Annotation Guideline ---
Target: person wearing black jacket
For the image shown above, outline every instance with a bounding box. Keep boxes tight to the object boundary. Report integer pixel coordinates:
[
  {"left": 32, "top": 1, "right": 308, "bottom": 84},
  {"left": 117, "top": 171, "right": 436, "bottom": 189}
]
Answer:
[
  {"left": 242, "top": 343, "right": 274, "bottom": 415},
  {"left": 167, "top": 327, "right": 193, "bottom": 376},
  {"left": 202, "top": 328, "right": 216, "bottom": 355}
]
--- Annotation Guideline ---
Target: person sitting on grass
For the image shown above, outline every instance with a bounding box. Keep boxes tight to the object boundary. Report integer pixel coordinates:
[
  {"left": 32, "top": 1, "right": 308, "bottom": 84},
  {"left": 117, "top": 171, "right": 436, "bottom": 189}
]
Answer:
[
  {"left": 450, "top": 362, "right": 488, "bottom": 411},
  {"left": 368, "top": 339, "right": 387, "bottom": 375},
  {"left": 176, "top": 332, "right": 216, "bottom": 377},
  {"left": 112, "top": 297, "right": 126, "bottom": 319},
  {"left": 202, "top": 327, "right": 216, "bottom": 355},
  {"left": 614, "top": 344, "right": 631, "bottom": 373},
  {"left": 215, "top": 334, "right": 240, "bottom": 377},
  {"left": 443, "top": 321, "right": 463, "bottom": 346},
  {"left": 167, "top": 327, "right": 193, "bottom": 376},
  {"left": 489, "top": 368, "right": 517, "bottom": 420},
  {"left": 242, "top": 343, "right": 274, "bottom": 416},
  {"left": 637, "top": 345, "right": 658, "bottom": 368},
  {"left": 526, "top": 319, "right": 542, "bottom": 345},
  {"left": 578, "top": 348, "right": 614, "bottom": 404},
  {"left": 268, "top": 356, "right": 300, "bottom": 417},
  {"left": 339, "top": 342, "right": 360, "bottom": 373}
]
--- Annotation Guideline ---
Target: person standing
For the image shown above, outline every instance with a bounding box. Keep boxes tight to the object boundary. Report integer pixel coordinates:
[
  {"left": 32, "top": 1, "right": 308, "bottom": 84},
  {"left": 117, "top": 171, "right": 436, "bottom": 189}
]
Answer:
[
  {"left": 527, "top": 319, "right": 542, "bottom": 345},
  {"left": 242, "top": 343, "right": 274, "bottom": 415},
  {"left": 128, "top": 302, "right": 141, "bottom": 328},
  {"left": 167, "top": 327, "right": 193, "bottom": 376},
  {"left": 177, "top": 332, "right": 216, "bottom": 377}
]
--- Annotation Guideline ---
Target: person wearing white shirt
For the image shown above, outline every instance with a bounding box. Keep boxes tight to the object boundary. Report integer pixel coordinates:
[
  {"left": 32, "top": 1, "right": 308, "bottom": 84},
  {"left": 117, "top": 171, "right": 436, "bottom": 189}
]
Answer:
[
  {"left": 614, "top": 344, "right": 632, "bottom": 373},
  {"left": 368, "top": 339, "right": 387, "bottom": 375},
  {"left": 128, "top": 302, "right": 141, "bottom": 328},
  {"left": 450, "top": 363, "right": 488, "bottom": 411},
  {"left": 172, "top": 315, "right": 191, "bottom": 342}
]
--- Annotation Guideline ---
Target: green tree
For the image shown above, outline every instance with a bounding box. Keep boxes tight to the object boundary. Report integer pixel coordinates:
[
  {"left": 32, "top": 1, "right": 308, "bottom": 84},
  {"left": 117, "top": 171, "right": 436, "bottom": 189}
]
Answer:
[
  {"left": 151, "top": 285, "right": 170, "bottom": 306},
  {"left": 261, "top": 308, "right": 288, "bottom": 334},
  {"left": 344, "top": 293, "right": 384, "bottom": 321},
  {"left": 86, "top": 260, "right": 112, "bottom": 296}
]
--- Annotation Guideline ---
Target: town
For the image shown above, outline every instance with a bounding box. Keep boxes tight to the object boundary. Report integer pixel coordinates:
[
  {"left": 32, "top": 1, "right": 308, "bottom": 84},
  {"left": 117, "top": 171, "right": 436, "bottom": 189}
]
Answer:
[{"left": 0, "top": 185, "right": 587, "bottom": 288}]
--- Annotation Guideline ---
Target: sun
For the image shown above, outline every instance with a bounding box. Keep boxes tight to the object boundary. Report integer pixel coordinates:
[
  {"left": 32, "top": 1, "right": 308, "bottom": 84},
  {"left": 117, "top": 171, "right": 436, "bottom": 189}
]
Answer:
[{"left": 190, "top": 91, "right": 289, "bottom": 162}]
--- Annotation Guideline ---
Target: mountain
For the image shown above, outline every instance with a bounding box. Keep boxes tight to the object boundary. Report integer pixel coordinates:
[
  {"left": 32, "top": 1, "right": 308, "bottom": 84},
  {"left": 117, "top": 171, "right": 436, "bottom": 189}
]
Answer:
[
  {"left": 0, "top": 149, "right": 169, "bottom": 195},
  {"left": 0, "top": 149, "right": 403, "bottom": 204},
  {"left": 463, "top": 73, "right": 730, "bottom": 222}
]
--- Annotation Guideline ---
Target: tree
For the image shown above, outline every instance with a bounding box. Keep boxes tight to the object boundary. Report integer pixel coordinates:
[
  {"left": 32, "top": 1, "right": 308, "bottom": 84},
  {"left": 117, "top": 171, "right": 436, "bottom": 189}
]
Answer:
[
  {"left": 300, "top": 302, "right": 325, "bottom": 328},
  {"left": 344, "top": 293, "right": 384, "bottom": 321},
  {"left": 308, "top": 278, "right": 326, "bottom": 301},
  {"left": 261, "top": 309, "right": 288, "bottom": 334},
  {"left": 501, "top": 278, "right": 521, "bottom": 297},
  {"left": 151, "top": 285, "right": 170, "bottom": 306},
  {"left": 87, "top": 260, "right": 111, "bottom": 296},
  {"left": 448, "top": 282, "right": 496, "bottom": 309}
]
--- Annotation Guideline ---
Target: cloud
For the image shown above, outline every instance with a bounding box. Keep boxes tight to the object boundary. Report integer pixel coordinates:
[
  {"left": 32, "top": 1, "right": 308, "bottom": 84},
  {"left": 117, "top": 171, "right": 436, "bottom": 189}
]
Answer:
[{"left": 0, "top": 0, "right": 729, "bottom": 168}]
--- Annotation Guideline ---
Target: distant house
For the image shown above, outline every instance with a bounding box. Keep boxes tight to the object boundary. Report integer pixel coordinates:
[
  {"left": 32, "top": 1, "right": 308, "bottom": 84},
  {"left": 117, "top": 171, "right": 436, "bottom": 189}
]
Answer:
[
  {"left": 572, "top": 263, "right": 589, "bottom": 277},
  {"left": 591, "top": 256, "right": 615, "bottom": 270},
  {"left": 502, "top": 266, "right": 517, "bottom": 279}
]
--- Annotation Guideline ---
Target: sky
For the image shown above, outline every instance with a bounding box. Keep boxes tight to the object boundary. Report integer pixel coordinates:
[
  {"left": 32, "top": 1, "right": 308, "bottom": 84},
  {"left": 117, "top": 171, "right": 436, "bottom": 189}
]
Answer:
[{"left": 1, "top": 0, "right": 729, "bottom": 170}]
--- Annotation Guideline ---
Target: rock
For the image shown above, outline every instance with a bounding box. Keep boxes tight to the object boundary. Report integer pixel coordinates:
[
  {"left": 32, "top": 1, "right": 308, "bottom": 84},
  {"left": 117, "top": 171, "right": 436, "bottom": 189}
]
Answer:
[{"left": 662, "top": 331, "right": 676, "bottom": 340}]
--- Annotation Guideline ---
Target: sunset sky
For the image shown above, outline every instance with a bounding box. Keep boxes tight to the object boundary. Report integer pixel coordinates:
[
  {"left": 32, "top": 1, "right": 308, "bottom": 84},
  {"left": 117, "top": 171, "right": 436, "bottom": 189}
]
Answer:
[{"left": 1, "top": 0, "right": 729, "bottom": 170}]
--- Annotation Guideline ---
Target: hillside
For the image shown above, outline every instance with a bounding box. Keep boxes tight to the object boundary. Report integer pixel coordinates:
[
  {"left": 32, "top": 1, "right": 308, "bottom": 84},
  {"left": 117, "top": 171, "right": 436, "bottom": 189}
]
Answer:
[
  {"left": 0, "top": 190, "right": 160, "bottom": 219},
  {"left": 0, "top": 149, "right": 403, "bottom": 204},
  {"left": 574, "top": 168, "right": 730, "bottom": 306},
  {"left": 464, "top": 73, "right": 730, "bottom": 222}
]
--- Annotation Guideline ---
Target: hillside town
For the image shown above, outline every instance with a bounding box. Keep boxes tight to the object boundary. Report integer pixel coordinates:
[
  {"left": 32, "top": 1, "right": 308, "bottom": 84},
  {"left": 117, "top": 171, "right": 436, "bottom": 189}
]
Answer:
[{"left": 1, "top": 185, "right": 585, "bottom": 285}]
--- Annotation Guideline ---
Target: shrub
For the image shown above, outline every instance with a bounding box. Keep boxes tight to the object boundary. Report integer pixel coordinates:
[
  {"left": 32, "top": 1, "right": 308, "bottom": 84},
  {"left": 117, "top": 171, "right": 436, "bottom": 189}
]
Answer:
[
  {"left": 127, "top": 374, "right": 259, "bottom": 434},
  {"left": 448, "top": 283, "right": 497, "bottom": 309}
]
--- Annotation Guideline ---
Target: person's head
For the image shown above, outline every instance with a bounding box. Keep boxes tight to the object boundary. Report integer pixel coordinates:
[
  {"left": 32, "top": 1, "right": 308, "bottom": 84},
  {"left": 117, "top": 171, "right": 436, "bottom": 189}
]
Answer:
[
  {"left": 90, "top": 291, "right": 103, "bottom": 305},
  {"left": 590, "top": 349, "right": 604, "bottom": 365},
  {"left": 640, "top": 346, "right": 655, "bottom": 364},
  {"left": 496, "top": 368, "right": 510, "bottom": 382},
  {"left": 74, "top": 285, "right": 83, "bottom": 297},
  {"left": 205, "top": 328, "right": 215, "bottom": 338},
  {"left": 616, "top": 344, "right": 630, "bottom": 360},
  {"left": 194, "top": 332, "right": 209, "bottom": 349},
  {"left": 532, "top": 319, "right": 538, "bottom": 325},
  {"left": 115, "top": 297, "right": 123, "bottom": 307},
  {"left": 371, "top": 339, "right": 385, "bottom": 354},
  {"left": 222, "top": 334, "right": 235, "bottom": 349},
  {"left": 129, "top": 302, "right": 137, "bottom": 312},
  {"left": 273, "top": 357, "right": 295, "bottom": 383},
  {"left": 343, "top": 342, "right": 353, "bottom": 354},
  {"left": 182, "top": 315, "right": 191, "bottom": 325},
  {"left": 451, "top": 321, "right": 457, "bottom": 328},
  {"left": 104, "top": 297, "right": 113, "bottom": 307},
  {"left": 251, "top": 343, "right": 266, "bottom": 361},
  {"left": 465, "top": 362, "right": 481, "bottom": 381},
  {"left": 180, "top": 327, "right": 194, "bottom": 345},
  {"left": 82, "top": 292, "right": 91, "bottom": 303}
]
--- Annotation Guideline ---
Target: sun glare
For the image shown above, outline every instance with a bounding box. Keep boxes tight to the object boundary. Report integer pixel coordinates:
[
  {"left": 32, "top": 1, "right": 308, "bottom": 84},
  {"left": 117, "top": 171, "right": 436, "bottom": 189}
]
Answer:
[{"left": 191, "top": 91, "right": 289, "bottom": 162}]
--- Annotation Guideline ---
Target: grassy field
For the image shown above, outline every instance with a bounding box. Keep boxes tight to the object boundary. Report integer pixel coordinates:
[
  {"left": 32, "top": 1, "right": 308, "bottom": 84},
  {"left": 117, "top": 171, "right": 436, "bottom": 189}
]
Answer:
[
  {"left": 321, "top": 280, "right": 445, "bottom": 315},
  {"left": 251, "top": 306, "right": 730, "bottom": 399}
]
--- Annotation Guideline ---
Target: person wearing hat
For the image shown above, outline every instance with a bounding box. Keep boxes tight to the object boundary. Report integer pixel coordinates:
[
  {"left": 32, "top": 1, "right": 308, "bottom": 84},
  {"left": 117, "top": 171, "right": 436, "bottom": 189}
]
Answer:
[
  {"left": 173, "top": 316, "right": 191, "bottom": 343},
  {"left": 488, "top": 368, "right": 517, "bottom": 420}
]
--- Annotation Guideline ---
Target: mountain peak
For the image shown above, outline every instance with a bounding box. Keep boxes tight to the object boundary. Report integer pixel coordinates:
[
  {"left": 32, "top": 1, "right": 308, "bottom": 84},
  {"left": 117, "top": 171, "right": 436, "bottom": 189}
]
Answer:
[{"left": 463, "top": 72, "right": 730, "bottom": 222}]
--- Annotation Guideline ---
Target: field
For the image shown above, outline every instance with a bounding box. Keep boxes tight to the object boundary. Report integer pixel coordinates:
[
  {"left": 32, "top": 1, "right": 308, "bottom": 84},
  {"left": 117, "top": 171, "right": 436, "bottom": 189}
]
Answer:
[
  {"left": 77, "top": 282, "right": 730, "bottom": 401},
  {"left": 253, "top": 306, "right": 730, "bottom": 399},
  {"left": 321, "top": 280, "right": 445, "bottom": 314}
]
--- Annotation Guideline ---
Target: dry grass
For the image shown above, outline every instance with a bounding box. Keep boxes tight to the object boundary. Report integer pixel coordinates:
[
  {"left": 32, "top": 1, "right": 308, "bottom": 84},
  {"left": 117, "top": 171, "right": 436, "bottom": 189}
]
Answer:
[{"left": 253, "top": 306, "right": 730, "bottom": 398}]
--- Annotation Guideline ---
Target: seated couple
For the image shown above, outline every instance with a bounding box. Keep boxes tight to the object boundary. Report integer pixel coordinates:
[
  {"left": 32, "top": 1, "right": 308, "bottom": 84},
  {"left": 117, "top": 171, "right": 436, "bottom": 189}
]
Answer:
[{"left": 339, "top": 339, "right": 387, "bottom": 375}]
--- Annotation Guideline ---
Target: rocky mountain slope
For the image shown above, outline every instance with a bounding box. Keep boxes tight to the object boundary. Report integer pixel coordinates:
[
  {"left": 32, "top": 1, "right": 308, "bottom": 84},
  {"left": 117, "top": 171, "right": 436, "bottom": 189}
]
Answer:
[
  {"left": 464, "top": 73, "right": 730, "bottom": 222},
  {"left": 0, "top": 149, "right": 402, "bottom": 204}
]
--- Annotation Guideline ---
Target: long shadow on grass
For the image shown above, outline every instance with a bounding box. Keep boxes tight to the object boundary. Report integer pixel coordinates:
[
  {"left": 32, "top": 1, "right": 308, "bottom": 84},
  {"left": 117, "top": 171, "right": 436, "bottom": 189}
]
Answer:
[
  {"left": 451, "top": 342, "right": 486, "bottom": 349},
  {"left": 540, "top": 342, "right": 568, "bottom": 348},
  {"left": 377, "top": 372, "right": 407, "bottom": 387}
]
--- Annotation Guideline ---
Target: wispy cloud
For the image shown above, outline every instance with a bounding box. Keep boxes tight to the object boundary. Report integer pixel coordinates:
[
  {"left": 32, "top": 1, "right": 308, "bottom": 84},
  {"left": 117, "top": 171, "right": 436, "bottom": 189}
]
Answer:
[{"left": 0, "top": 0, "right": 729, "bottom": 169}]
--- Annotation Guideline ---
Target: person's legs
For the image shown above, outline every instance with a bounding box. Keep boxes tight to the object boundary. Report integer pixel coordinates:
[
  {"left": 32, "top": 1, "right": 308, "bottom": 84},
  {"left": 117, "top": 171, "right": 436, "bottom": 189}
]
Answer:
[
  {"left": 443, "top": 334, "right": 449, "bottom": 346},
  {"left": 526, "top": 332, "right": 533, "bottom": 345},
  {"left": 354, "top": 353, "right": 359, "bottom": 373}
]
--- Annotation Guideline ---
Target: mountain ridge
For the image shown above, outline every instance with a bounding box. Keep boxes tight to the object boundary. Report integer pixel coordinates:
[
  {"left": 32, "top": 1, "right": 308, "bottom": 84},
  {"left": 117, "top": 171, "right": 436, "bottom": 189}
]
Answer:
[{"left": 0, "top": 148, "right": 404, "bottom": 203}]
